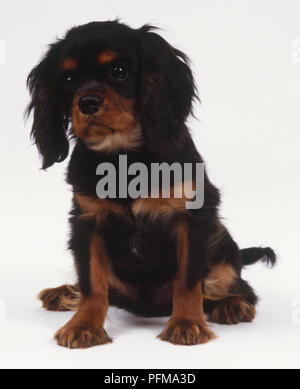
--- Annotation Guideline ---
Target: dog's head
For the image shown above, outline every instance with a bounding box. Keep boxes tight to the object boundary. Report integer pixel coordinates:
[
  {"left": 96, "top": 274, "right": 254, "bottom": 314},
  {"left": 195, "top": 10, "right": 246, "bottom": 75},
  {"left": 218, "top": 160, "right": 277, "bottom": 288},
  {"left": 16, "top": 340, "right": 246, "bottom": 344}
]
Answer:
[{"left": 27, "top": 21, "right": 197, "bottom": 169}]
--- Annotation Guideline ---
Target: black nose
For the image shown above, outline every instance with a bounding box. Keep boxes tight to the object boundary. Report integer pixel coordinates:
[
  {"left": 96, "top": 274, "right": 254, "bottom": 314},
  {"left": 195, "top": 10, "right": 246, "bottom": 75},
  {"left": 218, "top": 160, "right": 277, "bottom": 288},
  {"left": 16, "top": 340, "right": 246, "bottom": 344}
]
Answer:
[{"left": 78, "top": 95, "right": 103, "bottom": 115}]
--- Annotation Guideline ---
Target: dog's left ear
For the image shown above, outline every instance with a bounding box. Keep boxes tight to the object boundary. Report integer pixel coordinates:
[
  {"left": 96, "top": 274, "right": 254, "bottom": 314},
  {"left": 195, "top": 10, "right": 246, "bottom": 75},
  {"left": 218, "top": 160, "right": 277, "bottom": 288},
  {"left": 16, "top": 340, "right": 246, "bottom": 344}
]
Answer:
[
  {"left": 26, "top": 42, "right": 69, "bottom": 170},
  {"left": 137, "top": 26, "right": 198, "bottom": 153}
]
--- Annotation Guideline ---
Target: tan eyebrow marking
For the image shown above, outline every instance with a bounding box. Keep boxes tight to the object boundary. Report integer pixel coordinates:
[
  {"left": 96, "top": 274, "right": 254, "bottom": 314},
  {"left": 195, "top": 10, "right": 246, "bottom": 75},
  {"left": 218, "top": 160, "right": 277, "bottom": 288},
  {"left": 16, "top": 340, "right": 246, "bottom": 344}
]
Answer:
[
  {"left": 97, "top": 50, "right": 117, "bottom": 65},
  {"left": 61, "top": 57, "right": 78, "bottom": 70}
]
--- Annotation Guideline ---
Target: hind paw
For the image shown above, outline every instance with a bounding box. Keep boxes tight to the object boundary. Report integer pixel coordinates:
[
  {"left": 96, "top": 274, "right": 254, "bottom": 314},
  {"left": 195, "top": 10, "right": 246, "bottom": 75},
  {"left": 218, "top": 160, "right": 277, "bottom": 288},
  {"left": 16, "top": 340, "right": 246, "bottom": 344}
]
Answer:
[
  {"left": 208, "top": 297, "right": 256, "bottom": 325},
  {"left": 38, "top": 284, "right": 80, "bottom": 311}
]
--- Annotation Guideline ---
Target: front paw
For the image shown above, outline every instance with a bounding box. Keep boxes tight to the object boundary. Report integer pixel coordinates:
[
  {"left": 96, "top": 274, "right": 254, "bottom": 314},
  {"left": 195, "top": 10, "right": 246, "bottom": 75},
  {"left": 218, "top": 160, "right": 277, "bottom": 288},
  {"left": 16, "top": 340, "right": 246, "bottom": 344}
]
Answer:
[
  {"left": 55, "top": 322, "right": 112, "bottom": 349},
  {"left": 158, "top": 319, "right": 216, "bottom": 345}
]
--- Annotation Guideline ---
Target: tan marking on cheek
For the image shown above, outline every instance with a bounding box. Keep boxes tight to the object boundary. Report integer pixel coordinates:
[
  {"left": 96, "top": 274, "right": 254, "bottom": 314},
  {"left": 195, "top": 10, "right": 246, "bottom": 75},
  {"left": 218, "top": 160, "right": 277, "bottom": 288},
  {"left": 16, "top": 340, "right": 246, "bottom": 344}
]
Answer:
[
  {"left": 97, "top": 50, "right": 117, "bottom": 65},
  {"left": 203, "top": 262, "right": 237, "bottom": 300},
  {"left": 100, "top": 87, "right": 138, "bottom": 132},
  {"left": 61, "top": 57, "right": 78, "bottom": 70},
  {"left": 72, "top": 98, "right": 86, "bottom": 138}
]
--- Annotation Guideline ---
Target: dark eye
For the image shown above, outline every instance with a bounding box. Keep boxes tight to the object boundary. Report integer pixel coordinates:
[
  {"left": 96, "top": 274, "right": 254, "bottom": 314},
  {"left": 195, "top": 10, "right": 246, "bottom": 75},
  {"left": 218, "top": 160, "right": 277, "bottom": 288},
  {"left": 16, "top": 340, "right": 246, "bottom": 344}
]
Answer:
[
  {"left": 63, "top": 74, "right": 74, "bottom": 91},
  {"left": 109, "top": 64, "right": 128, "bottom": 81}
]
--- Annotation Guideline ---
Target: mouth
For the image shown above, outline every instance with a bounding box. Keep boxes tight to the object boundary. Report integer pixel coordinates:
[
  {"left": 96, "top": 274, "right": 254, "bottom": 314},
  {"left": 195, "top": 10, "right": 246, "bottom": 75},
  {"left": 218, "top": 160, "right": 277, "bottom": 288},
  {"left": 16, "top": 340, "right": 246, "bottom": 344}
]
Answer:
[
  {"left": 78, "top": 120, "right": 120, "bottom": 149},
  {"left": 72, "top": 117, "right": 118, "bottom": 136},
  {"left": 91, "top": 120, "right": 119, "bottom": 133}
]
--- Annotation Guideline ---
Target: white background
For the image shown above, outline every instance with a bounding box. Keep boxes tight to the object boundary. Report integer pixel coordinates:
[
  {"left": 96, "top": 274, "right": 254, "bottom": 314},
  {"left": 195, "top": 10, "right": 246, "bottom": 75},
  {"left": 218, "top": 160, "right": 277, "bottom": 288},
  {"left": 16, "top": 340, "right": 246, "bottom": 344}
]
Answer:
[{"left": 0, "top": 0, "right": 300, "bottom": 369}]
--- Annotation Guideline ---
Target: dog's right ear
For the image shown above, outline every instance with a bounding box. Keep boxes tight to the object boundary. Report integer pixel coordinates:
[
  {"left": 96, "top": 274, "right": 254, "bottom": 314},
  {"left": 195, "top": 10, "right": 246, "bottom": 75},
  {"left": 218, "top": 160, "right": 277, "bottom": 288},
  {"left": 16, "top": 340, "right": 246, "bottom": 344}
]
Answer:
[{"left": 26, "top": 42, "right": 69, "bottom": 169}]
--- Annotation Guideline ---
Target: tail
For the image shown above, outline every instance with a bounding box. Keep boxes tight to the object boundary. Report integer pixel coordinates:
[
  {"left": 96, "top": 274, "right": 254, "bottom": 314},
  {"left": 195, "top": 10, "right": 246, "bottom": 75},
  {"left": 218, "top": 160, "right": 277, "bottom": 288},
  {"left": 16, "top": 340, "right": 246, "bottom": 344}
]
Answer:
[{"left": 240, "top": 247, "right": 276, "bottom": 267}]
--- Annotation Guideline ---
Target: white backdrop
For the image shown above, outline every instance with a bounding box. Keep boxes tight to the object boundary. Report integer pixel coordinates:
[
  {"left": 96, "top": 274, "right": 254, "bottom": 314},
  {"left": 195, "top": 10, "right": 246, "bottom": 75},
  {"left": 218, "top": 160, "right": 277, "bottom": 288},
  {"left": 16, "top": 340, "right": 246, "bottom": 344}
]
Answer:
[{"left": 0, "top": 0, "right": 299, "bottom": 369}]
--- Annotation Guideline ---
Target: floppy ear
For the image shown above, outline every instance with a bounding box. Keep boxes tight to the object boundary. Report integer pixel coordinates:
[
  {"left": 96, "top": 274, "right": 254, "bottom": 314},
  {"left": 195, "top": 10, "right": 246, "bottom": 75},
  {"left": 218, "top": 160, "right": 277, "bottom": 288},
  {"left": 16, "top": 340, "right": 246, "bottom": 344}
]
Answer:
[
  {"left": 138, "top": 26, "right": 198, "bottom": 153},
  {"left": 26, "top": 43, "right": 69, "bottom": 169}
]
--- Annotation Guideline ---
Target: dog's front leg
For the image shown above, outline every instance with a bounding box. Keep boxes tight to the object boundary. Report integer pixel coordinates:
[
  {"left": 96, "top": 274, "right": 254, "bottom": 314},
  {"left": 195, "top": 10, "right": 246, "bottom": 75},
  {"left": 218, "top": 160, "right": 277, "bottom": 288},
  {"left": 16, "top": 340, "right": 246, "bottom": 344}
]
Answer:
[
  {"left": 55, "top": 233, "right": 112, "bottom": 348},
  {"left": 159, "top": 219, "right": 216, "bottom": 345}
]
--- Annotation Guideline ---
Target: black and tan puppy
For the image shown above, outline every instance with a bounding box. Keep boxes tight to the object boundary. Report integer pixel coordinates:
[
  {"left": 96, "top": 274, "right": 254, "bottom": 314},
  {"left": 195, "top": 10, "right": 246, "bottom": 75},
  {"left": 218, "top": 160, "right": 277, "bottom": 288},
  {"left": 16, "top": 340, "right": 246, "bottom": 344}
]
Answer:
[{"left": 27, "top": 21, "right": 275, "bottom": 348}]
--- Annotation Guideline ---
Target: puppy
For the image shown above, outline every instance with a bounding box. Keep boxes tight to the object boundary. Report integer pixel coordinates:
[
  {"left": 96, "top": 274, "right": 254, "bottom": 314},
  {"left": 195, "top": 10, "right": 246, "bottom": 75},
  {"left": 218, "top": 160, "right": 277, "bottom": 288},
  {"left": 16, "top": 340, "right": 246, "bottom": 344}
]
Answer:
[{"left": 27, "top": 21, "right": 276, "bottom": 348}]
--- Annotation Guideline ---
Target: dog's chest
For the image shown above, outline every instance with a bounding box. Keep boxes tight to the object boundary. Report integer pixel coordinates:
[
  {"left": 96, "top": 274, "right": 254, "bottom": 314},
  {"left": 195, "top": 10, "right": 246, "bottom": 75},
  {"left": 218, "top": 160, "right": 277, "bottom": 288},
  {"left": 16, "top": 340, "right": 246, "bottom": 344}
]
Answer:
[{"left": 76, "top": 195, "right": 179, "bottom": 284}]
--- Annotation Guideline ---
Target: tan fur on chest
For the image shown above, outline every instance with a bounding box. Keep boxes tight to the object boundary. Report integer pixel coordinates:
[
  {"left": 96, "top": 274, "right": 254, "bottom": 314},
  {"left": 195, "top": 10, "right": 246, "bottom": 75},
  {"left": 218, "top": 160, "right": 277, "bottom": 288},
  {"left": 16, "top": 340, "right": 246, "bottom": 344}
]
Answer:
[
  {"left": 76, "top": 183, "right": 194, "bottom": 225},
  {"left": 75, "top": 194, "right": 124, "bottom": 223},
  {"left": 131, "top": 182, "right": 196, "bottom": 221}
]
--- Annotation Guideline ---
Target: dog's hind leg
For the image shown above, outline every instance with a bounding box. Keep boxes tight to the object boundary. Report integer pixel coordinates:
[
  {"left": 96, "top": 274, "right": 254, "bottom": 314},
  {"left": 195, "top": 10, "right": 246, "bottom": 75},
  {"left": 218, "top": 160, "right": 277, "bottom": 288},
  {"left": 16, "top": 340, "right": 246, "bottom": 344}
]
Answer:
[
  {"left": 38, "top": 284, "right": 80, "bottom": 311},
  {"left": 203, "top": 264, "right": 257, "bottom": 324},
  {"left": 203, "top": 222, "right": 259, "bottom": 325}
]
